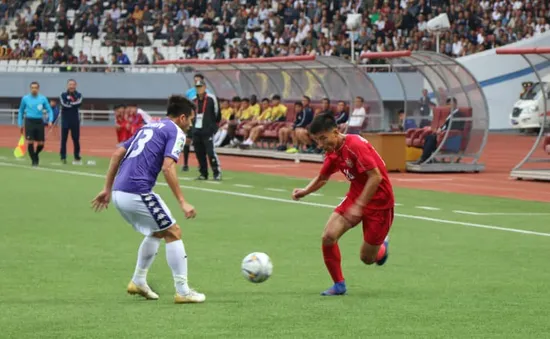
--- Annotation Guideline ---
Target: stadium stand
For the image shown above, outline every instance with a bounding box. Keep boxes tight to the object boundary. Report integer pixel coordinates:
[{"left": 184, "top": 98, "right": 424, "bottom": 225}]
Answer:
[{"left": 1, "top": 0, "right": 549, "bottom": 71}]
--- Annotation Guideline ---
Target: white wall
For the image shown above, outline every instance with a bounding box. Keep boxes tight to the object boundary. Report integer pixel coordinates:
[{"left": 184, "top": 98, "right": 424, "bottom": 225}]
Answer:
[{"left": 457, "top": 32, "right": 550, "bottom": 130}]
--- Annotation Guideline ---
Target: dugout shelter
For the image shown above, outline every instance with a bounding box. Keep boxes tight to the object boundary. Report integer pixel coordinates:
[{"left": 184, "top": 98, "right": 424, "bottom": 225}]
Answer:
[
  {"left": 157, "top": 55, "right": 385, "bottom": 134},
  {"left": 496, "top": 47, "right": 550, "bottom": 181},
  {"left": 362, "top": 51, "right": 489, "bottom": 173}
]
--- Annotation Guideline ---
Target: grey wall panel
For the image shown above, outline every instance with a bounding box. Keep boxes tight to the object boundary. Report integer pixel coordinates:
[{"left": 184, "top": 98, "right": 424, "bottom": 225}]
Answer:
[{"left": 0, "top": 71, "right": 423, "bottom": 101}]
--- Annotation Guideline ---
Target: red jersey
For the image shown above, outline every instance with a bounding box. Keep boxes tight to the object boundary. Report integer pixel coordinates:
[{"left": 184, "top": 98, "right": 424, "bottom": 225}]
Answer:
[{"left": 320, "top": 134, "right": 394, "bottom": 210}]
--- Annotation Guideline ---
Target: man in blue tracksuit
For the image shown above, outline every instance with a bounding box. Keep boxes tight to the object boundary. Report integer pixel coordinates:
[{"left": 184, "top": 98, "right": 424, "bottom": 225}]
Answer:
[
  {"left": 18, "top": 81, "right": 54, "bottom": 166},
  {"left": 59, "top": 79, "right": 83, "bottom": 164}
]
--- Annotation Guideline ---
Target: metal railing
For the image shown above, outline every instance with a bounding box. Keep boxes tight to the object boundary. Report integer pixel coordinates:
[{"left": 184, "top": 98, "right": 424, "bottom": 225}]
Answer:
[
  {"left": 0, "top": 61, "right": 413, "bottom": 73},
  {"left": 0, "top": 108, "right": 166, "bottom": 125}
]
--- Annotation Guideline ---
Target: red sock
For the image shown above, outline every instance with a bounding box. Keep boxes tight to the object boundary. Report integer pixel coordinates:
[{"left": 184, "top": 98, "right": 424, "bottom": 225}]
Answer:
[
  {"left": 322, "top": 243, "right": 344, "bottom": 283},
  {"left": 376, "top": 244, "right": 387, "bottom": 261}
]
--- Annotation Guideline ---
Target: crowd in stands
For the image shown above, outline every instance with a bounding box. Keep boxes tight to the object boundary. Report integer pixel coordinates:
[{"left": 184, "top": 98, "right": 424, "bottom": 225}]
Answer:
[{"left": 1, "top": 0, "right": 549, "bottom": 66}]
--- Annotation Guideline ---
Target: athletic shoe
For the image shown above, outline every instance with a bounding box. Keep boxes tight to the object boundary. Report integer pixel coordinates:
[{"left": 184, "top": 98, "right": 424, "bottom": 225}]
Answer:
[
  {"left": 127, "top": 281, "right": 159, "bottom": 300},
  {"left": 286, "top": 147, "right": 299, "bottom": 154},
  {"left": 213, "top": 174, "right": 222, "bottom": 181},
  {"left": 72, "top": 160, "right": 82, "bottom": 165},
  {"left": 61, "top": 159, "right": 67, "bottom": 165},
  {"left": 376, "top": 239, "right": 389, "bottom": 266},
  {"left": 320, "top": 281, "right": 347, "bottom": 296},
  {"left": 182, "top": 165, "right": 189, "bottom": 172},
  {"left": 174, "top": 289, "right": 206, "bottom": 304},
  {"left": 196, "top": 175, "right": 207, "bottom": 181},
  {"left": 276, "top": 145, "right": 287, "bottom": 151}
]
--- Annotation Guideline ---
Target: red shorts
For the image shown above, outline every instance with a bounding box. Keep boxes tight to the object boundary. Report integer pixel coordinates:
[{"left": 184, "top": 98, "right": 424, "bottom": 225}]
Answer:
[{"left": 335, "top": 197, "right": 394, "bottom": 246}]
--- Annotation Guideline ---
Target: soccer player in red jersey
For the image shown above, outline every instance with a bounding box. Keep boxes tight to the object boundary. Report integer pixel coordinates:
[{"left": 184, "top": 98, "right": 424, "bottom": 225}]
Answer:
[
  {"left": 114, "top": 105, "right": 129, "bottom": 143},
  {"left": 292, "top": 113, "right": 395, "bottom": 296}
]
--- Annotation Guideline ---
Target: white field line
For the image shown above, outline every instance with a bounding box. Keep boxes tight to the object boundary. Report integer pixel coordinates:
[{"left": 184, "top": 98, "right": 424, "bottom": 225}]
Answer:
[
  {"left": 266, "top": 188, "right": 286, "bottom": 192},
  {"left": 453, "top": 210, "right": 550, "bottom": 216},
  {"left": 234, "top": 184, "right": 253, "bottom": 188},
  {"left": 415, "top": 206, "right": 441, "bottom": 211},
  {"left": 1, "top": 161, "right": 549, "bottom": 238}
]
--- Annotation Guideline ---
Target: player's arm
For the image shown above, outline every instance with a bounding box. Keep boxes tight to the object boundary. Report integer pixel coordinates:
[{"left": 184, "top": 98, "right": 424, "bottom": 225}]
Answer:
[
  {"left": 162, "top": 157, "right": 186, "bottom": 204},
  {"left": 293, "top": 157, "right": 335, "bottom": 200},
  {"left": 17, "top": 97, "right": 26, "bottom": 128},
  {"left": 103, "top": 146, "right": 127, "bottom": 192},
  {"left": 352, "top": 141, "right": 383, "bottom": 208},
  {"left": 44, "top": 97, "right": 54, "bottom": 123},
  {"left": 355, "top": 167, "right": 383, "bottom": 208}
]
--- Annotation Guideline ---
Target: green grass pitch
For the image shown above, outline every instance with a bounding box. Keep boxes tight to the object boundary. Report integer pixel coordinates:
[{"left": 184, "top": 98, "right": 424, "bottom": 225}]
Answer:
[{"left": 0, "top": 149, "right": 549, "bottom": 339}]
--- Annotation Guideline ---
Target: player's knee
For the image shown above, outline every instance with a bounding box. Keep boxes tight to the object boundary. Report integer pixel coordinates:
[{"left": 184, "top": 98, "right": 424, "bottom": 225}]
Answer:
[
  {"left": 164, "top": 224, "right": 181, "bottom": 242},
  {"left": 321, "top": 232, "right": 338, "bottom": 245}
]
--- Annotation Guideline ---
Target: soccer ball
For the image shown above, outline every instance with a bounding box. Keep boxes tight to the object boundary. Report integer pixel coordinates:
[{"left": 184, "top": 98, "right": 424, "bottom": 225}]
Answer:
[{"left": 241, "top": 252, "right": 273, "bottom": 283}]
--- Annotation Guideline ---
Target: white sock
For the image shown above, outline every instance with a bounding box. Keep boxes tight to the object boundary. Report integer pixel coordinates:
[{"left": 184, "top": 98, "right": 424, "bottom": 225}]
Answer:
[
  {"left": 245, "top": 138, "right": 252, "bottom": 144},
  {"left": 132, "top": 236, "right": 161, "bottom": 286},
  {"left": 166, "top": 240, "right": 190, "bottom": 295}
]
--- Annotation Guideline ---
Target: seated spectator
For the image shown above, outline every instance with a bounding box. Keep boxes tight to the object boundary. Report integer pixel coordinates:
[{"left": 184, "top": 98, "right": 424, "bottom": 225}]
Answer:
[
  {"left": 347, "top": 96, "right": 367, "bottom": 134},
  {"left": 242, "top": 97, "right": 288, "bottom": 148},
  {"left": 214, "top": 99, "right": 235, "bottom": 147},
  {"left": 277, "top": 100, "right": 313, "bottom": 153},
  {"left": 0, "top": 27, "right": 8, "bottom": 45},
  {"left": 225, "top": 96, "right": 243, "bottom": 147},
  {"left": 334, "top": 100, "right": 348, "bottom": 132},
  {"left": 135, "top": 48, "right": 149, "bottom": 65},
  {"left": 415, "top": 98, "right": 466, "bottom": 164},
  {"left": 240, "top": 95, "right": 261, "bottom": 140},
  {"left": 319, "top": 97, "right": 332, "bottom": 115}
]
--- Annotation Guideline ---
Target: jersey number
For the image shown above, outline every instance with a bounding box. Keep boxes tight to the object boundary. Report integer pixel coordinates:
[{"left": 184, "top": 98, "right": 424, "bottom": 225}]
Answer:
[{"left": 126, "top": 129, "right": 154, "bottom": 158}]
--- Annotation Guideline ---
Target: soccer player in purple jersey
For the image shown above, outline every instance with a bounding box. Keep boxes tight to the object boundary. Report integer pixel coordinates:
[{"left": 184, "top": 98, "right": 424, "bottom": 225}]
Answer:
[{"left": 91, "top": 95, "right": 206, "bottom": 304}]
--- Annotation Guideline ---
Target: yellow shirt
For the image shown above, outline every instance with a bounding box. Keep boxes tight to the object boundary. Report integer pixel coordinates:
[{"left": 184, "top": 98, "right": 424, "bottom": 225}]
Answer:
[
  {"left": 239, "top": 106, "right": 259, "bottom": 120},
  {"left": 250, "top": 103, "right": 261, "bottom": 117},
  {"left": 221, "top": 107, "right": 235, "bottom": 120},
  {"left": 33, "top": 48, "right": 44, "bottom": 59},
  {"left": 258, "top": 108, "right": 273, "bottom": 121},
  {"left": 270, "top": 104, "right": 288, "bottom": 121}
]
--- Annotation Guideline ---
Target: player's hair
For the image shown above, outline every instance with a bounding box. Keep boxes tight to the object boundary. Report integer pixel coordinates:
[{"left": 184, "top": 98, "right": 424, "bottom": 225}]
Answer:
[
  {"left": 356, "top": 96, "right": 364, "bottom": 103},
  {"left": 294, "top": 101, "right": 303, "bottom": 107},
  {"left": 261, "top": 98, "right": 269, "bottom": 103},
  {"left": 194, "top": 73, "right": 205, "bottom": 80},
  {"left": 302, "top": 95, "right": 310, "bottom": 103},
  {"left": 232, "top": 96, "right": 241, "bottom": 102},
  {"left": 272, "top": 94, "right": 281, "bottom": 101},
  {"left": 67, "top": 79, "right": 77, "bottom": 84},
  {"left": 338, "top": 100, "right": 345, "bottom": 105},
  {"left": 322, "top": 97, "right": 330, "bottom": 104},
  {"left": 30, "top": 81, "right": 40, "bottom": 88},
  {"left": 308, "top": 113, "right": 337, "bottom": 135},
  {"left": 166, "top": 95, "right": 195, "bottom": 118},
  {"left": 242, "top": 98, "right": 250, "bottom": 103}
]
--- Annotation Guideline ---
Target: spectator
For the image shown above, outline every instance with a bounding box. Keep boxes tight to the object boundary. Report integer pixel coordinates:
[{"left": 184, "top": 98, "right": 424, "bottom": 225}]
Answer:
[
  {"left": 334, "top": 100, "right": 349, "bottom": 132},
  {"left": 135, "top": 48, "right": 149, "bottom": 65},
  {"left": 347, "top": 96, "right": 367, "bottom": 134}
]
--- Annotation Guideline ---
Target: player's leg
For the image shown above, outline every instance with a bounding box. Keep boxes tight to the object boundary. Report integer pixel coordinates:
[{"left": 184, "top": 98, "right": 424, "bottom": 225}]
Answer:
[
  {"left": 320, "top": 211, "right": 355, "bottom": 296},
  {"left": 34, "top": 121, "right": 46, "bottom": 165},
  {"left": 214, "top": 125, "right": 228, "bottom": 147},
  {"left": 192, "top": 134, "right": 208, "bottom": 179},
  {"left": 204, "top": 134, "right": 222, "bottom": 180},
  {"left": 25, "top": 119, "right": 37, "bottom": 165},
  {"left": 60, "top": 125, "right": 69, "bottom": 163},
  {"left": 182, "top": 133, "right": 191, "bottom": 171},
  {"left": 286, "top": 128, "right": 299, "bottom": 153},
  {"left": 359, "top": 208, "right": 393, "bottom": 266},
  {"left": 70, "top": 121, "right": 81, "bottom": 162}
]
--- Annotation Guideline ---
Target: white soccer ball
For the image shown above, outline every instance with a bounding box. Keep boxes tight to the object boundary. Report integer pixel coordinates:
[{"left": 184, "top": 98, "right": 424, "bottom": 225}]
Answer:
[{"left": 241, "top": 252, "right": 273, "bottom": 283}]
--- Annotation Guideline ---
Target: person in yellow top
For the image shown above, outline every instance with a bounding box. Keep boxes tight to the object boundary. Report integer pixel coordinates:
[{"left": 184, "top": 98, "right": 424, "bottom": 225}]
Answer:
[
  {"left": 238, "top": 97, "right": 262, "bottom": 141},
  {"left": 33, "top": 43, "right": 45, "bottom": 60},
  {"left": 214, "top": 99, "right": 236, "bottom": 147},
  {"left": 241, "top": 95, "right": 287, "bottom": 148}
]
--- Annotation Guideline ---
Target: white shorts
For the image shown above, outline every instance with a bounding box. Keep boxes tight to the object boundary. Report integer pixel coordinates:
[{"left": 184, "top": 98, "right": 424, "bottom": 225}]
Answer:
[{"left": 112, "top": 191, "right": 176, "bottom": 236}]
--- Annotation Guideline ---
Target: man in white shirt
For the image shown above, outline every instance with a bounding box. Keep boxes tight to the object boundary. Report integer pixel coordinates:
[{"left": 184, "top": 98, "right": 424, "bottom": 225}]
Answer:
[{"left": 347, "top": 96, "right": 367, "bottom": 134}]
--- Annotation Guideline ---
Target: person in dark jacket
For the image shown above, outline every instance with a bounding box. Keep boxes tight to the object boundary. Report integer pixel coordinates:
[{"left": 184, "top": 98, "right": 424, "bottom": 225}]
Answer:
[
  {"left": 59, "top": 79, "right": 83, "bottom": 164},
  {"left": 192, "top": 79, "right": 222, "bottom": 181},
  {"left": 334, "top": 100, "right": 349, "bottom": 132},
  {"left": 416, "top": 97, "right": 466, "bottom": 164}
]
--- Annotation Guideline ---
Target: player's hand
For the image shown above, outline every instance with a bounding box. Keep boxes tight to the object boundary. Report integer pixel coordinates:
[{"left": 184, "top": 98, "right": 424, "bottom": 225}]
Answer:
[
  {"left": 48, "top": 122, "right": 53, "bottom": 128},
  {"left": 292, "top": 188, "right": 307, "bottom": 201},
  {"left": 19, "top": 126, "right": 24, "bottom": 134},
  {"left": 181, "top": 201, "right": 196, "bottom": 219},
  {"left": 91, "top": 190, "right": 111, "bottom": 212}
]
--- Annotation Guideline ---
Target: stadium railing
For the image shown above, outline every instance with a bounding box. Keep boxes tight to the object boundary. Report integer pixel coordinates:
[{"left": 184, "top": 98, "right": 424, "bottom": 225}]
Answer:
[
  {"left": 0, "top": 61, "right": 400, "bottom": 73},
  {"left": 0, "top": 108, "right": 166, "bottom": 125}
]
